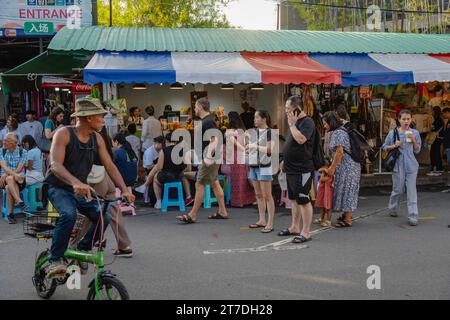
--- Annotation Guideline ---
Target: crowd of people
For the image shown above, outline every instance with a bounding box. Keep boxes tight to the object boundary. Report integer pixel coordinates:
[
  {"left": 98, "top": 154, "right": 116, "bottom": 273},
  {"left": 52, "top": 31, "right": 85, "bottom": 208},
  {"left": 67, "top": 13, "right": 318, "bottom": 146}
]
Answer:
[{"left": 1, "top": 95, "right": 449, "bottom": 257}]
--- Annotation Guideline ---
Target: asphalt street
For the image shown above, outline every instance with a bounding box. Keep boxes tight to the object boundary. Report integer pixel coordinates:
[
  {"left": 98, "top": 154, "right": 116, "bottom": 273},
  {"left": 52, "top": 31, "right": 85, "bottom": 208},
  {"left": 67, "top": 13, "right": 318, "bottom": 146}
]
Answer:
[{"left": 0, "top": 186, "right": 449, "bottom": 300}]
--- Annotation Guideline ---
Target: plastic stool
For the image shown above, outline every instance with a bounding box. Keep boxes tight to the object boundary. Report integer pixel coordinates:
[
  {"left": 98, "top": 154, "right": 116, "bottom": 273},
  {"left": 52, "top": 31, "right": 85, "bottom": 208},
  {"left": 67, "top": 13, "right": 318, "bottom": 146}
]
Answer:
[
  {"left": 224, "top": 175, "right": 231, "bottom": 205},
  {"left": 2, "top": 189, "right": 29, "bottom": 221},
  {"left": 203, "top": 175, "right": 226, "bottom": 209},
  {"left": 25, "top": 182, "right": 45, "bottom": 213},
  {"left": 115, "top": 187, "right": 136, "bottom": 216},
  {"left": 161, "top": 181, "right": 185, "bottom": 213}
]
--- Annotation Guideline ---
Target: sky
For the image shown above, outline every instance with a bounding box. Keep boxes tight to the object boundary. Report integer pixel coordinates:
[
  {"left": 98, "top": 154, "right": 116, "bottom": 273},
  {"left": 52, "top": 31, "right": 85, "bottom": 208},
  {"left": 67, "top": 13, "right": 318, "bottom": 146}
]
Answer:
[{"left": 222, "top": 0, "right": 278, "bottom": 30}]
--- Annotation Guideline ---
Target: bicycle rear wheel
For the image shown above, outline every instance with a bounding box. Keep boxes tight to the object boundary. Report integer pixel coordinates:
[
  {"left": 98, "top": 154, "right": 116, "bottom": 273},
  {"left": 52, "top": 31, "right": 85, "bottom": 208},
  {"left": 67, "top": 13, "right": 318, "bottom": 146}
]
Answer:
[
  {"left": 33, "top": 250, "right": 57, "bottom": 299},
  {"left": 87, "top": 276, "right": 129, "bottom": 300}
]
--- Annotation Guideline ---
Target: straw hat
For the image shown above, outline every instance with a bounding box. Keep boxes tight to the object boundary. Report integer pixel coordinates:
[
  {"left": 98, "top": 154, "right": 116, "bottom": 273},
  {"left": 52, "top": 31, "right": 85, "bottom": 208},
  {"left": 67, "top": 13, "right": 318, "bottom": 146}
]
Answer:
[{"left": 71, "top": 97, "right": 108, "bottom": 117}]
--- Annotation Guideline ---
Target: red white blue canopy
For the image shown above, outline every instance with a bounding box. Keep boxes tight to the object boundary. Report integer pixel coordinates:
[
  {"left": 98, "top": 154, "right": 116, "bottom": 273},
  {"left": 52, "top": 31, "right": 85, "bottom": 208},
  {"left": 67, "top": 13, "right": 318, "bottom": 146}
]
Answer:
[{"left": 83, "top": 51, "right": 450, "bottom": 86}]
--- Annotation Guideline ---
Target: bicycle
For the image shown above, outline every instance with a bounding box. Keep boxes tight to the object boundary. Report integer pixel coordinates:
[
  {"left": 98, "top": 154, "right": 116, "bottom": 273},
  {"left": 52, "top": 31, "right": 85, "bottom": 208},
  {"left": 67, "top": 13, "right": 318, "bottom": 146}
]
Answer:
[{"left": 23, "top": 194, "right": 131, "bottom": 300}]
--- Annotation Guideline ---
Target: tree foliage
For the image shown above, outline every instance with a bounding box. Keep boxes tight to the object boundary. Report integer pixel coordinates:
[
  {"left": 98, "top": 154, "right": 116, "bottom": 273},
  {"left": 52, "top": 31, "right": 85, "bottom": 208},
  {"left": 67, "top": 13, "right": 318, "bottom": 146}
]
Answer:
[
  {"left": 291, "top": 0, "right": 445, "bottom": 33},
  {"left": 98, "top": 0, "right": 232, "bottom": 28}
]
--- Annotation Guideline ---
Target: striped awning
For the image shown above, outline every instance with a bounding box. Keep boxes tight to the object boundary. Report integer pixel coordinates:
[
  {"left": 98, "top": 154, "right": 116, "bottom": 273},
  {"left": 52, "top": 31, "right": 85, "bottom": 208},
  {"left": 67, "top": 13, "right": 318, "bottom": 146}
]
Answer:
[{"left": 83, "top": 51, "right": 450, "bottom": 85}]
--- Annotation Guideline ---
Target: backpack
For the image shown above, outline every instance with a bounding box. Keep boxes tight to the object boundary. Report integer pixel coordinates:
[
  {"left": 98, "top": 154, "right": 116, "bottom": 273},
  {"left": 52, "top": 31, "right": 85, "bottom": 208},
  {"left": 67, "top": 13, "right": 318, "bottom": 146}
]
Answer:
[
  {"left": 312, "top": 128, "right": 326, "bottom": 170},
  {"left": 337, "top": 126, "right": 376, "bottom": 164}
]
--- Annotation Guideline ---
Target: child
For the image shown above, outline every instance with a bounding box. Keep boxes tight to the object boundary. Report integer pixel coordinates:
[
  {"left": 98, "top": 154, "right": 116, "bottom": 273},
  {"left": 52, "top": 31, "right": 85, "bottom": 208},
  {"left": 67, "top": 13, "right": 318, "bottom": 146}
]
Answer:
[{"left": 314, "top": 162, "right": 334, "bottom": 227}]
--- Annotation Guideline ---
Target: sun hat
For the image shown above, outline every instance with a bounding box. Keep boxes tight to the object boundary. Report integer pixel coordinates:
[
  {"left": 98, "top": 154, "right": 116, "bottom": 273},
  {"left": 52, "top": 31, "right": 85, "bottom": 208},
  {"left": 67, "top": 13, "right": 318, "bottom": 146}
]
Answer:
[{"left": 71, "top": 97, "right": 108, "bottom": 117}]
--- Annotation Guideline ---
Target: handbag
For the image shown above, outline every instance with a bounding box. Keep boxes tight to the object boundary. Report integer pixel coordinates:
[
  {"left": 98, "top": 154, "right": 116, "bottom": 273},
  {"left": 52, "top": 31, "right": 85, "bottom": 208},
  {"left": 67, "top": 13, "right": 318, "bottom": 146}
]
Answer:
[
  {"left": 382, "top": 128, "right": 401, "bottom": 172},
  {"left": 87, "top": 165, "right": 106, "bottom": 184}
]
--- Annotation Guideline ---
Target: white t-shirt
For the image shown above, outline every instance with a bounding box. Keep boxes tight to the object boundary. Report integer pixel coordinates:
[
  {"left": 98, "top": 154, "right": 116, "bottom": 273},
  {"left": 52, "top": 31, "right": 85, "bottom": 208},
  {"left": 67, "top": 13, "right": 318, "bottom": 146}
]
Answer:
[
  {"left": 126, "top": 135, "right": 141, "bottom": 158},
  {"left": 19, "top": 120, "right": 44, "bottom": 142},
  {"left": 141, "top": 116, "right": 163, "bottom": 150},
  {"left": 143, "top": 145, "right": 160, "bottom": 169}
]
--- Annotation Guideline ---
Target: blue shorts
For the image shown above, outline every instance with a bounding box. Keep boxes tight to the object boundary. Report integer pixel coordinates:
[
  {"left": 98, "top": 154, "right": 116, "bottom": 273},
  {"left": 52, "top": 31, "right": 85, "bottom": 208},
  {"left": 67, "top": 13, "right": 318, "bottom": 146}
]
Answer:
[
  {"left": 447, "top": 148, "right": 450, "bottom": 166},
  {"left": 248, "top": 167, "right": 273, "bottom": 181}
]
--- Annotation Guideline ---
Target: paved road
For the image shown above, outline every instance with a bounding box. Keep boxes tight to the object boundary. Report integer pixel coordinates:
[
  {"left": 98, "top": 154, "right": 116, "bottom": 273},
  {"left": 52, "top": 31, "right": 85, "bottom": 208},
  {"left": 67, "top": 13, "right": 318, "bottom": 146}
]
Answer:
[{"left": 0, "top": 186, "right": 449, "bottom": 300}]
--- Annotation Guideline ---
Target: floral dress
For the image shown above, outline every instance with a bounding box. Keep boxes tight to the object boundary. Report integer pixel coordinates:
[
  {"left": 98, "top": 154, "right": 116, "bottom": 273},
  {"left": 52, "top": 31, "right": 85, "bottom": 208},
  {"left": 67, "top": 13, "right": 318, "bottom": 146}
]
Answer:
[{"left": 329, "top": 128, "right": 361, "bottom": 212}]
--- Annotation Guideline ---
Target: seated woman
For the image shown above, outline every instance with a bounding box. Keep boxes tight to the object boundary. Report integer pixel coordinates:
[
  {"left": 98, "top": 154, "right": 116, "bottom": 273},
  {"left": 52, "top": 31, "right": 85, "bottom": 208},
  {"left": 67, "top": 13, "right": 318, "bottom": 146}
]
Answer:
[
  {"left": 112, "top": 133, "right": 138, "bottom": 187},
  {"left": 153, "top": 133, "right": 192, "bottom": 209},
  {"left": 22, "top": 135, "right": 45, "bottom": 186}
]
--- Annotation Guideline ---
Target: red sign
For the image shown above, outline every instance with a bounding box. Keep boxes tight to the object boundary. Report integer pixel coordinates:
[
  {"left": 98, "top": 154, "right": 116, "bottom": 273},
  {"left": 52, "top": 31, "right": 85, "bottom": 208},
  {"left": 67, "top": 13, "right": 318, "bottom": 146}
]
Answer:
[{"left": 72, "top": 83, "right": 92, "bottom": 93}]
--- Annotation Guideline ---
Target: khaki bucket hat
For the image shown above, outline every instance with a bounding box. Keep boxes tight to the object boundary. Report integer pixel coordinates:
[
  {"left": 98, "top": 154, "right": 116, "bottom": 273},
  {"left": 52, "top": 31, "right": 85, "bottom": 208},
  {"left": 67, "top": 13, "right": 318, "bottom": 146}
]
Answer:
[{"left": 71, "top": 97, "right": 108, "bottom": 117}]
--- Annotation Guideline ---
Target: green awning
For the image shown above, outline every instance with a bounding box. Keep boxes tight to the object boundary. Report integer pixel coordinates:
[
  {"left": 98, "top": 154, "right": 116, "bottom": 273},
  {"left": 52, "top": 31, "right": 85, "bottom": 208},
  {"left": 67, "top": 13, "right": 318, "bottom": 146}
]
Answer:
[
  {"left": 1, "top": 50, "right": 92, "bottom": 94},
  {"left": 48, "top": 26, "right": 450, "bottom": 54}
]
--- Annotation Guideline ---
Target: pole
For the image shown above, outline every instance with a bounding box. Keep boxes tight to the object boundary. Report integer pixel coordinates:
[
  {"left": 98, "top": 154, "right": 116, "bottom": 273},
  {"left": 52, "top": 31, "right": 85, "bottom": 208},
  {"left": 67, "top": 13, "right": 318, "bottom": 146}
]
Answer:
[
  {"left": 378, "top": 98, "right": 384, "bottom": 174},
  {"left": 92, "top": 0, "right": 98, "bottom": 26},
  {"left": 39, "top": 37, "right": 43, "bottom": 53},
  {"left": 277, "top": 2, "right": 280, "bottom": 30},
  {"left": 109, "top": 0, "right": 113, "bottom": 27}
]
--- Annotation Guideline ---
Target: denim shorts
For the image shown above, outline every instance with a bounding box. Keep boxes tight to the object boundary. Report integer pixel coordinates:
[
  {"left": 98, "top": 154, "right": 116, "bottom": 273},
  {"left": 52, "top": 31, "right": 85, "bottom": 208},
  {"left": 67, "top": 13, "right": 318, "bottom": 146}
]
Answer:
[
  {"left": 248, "top": 166, "right": 273, "bottom": 181},
  {"left": 447, "top": 148, "right": 450, "bottom": 166}
]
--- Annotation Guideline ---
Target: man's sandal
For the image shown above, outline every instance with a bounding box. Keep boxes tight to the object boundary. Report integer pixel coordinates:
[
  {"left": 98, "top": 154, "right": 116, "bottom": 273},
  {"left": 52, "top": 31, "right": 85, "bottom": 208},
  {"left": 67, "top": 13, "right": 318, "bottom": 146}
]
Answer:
[
  {"left": 208, "top": 213, "right": 229, "bottom": 220},
  {"left": 177, "top": 214, "right": 196, "bottom": 224},
  {"left": 292, "top": 235, "right": 312, "bottom": 243}
]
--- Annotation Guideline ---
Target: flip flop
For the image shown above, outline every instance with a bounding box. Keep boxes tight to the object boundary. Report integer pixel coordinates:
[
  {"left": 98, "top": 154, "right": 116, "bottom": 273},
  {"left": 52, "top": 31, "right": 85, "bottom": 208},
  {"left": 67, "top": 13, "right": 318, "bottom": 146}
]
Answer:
[
  {"left": 208, "top": 213, "right": 229, "bottom": 220},
  {"left": 177, "top": 214, "right": 196, "bottom": 224},
  {"left": 261, "top": 228, "right": 274, "bottom": 233},
  {"left": 249, "top": 223, "right": 266, "bottom": 228},
  {"left": 292, "top": 235, "right": 312, "bottom": 243},
  {"left": 277, "top": 228, "right": 300, "bottom": 237}
]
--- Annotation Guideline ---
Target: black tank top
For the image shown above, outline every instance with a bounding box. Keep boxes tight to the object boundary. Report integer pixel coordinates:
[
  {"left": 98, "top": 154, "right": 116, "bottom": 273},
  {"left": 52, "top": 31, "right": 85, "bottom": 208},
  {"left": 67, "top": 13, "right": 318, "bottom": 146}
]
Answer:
[
  {"left": 162, "top": 145, "right": 186, "bottom": 174},
  {"left": 45, "top": 127, "right": 99, "bottom": 191}
]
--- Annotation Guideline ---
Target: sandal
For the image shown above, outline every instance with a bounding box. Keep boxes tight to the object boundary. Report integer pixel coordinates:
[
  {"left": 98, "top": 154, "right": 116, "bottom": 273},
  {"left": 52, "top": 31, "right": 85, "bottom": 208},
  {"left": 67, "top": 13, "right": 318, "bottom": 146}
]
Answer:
[
  {"left": 277, "top": 228, "right": 300, "bottom": 237},
  {"left": 335, "top": 220, "right": 352, "bottom": 228},
  {"left": 177, "top": 214, "right": 196, "bottom": 224},
  {"left": 313, "top": 218, "right": 323, "bottom": 224},
  {"left": 208, "top": 213, "right": 229, "bottom": 220},
  {"left": 320, "top": 220, "right": 332, "bottom": 228},
  {"left": 249, "top": 223, "right": 266, "bottom": 228},
  {"left": 292, "top": 235, "right": 312, "bottom": 243},
  {"left": 261, "top": 228, "right": 274, "bottom": 233}
]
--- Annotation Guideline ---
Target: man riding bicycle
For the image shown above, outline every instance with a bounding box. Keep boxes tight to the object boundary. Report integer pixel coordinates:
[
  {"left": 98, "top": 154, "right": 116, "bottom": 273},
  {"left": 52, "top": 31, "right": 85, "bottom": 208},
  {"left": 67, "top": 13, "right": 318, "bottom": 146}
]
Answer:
[{"left": 45, "top": 97, "right": 135, "bottom": 278}]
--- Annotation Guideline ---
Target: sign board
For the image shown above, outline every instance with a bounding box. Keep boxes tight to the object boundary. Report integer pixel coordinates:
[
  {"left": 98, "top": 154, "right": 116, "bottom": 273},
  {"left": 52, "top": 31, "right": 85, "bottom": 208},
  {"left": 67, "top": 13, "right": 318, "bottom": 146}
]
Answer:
[{"left": 0, "top": 0, "right": 92, "bottom": 37}]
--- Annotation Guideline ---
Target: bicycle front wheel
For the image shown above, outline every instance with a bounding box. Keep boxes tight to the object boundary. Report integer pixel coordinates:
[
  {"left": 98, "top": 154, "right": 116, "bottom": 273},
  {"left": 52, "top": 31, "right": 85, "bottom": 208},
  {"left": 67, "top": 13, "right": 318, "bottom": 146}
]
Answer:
[
  {"left": 87, "top": 276, "right": 129, "bottom": 300},
  {"left": 33, "top": 250, "right": 57, "bottom": 299}
]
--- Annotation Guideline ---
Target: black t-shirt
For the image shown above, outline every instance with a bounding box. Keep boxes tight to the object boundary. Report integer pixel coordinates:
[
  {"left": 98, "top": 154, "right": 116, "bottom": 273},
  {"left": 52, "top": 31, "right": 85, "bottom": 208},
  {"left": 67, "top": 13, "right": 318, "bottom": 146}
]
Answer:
[
  {"left": 283, "top": 116, "right": 315, "bottom": 174},
  {"left": 200, "top": 114, "right": 217, "bottom": 154},
  {"left": 240, "top": 111, "right": 255, "bottom": 130}
]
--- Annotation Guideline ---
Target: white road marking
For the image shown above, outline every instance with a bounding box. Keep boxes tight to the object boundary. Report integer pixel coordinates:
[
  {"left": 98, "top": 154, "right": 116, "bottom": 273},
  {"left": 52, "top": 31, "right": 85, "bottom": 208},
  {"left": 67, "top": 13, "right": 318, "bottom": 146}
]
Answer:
[{"left": 203, "top": 206, "right": 391, "bottom": 255}]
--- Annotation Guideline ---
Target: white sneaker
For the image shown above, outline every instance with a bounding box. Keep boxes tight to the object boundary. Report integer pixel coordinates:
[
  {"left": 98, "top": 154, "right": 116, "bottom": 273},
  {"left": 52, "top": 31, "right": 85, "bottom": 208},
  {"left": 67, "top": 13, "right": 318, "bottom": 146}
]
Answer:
[{"left": 154, "top": 200, "right": 162, "bottom": 209}]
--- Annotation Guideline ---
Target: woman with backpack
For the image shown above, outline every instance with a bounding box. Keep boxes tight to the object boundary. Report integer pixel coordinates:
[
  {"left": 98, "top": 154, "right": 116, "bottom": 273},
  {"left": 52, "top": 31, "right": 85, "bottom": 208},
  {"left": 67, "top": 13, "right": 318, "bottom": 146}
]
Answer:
[
  {"left": 322, "top": 111, "right": 361, "bottom": 228},
  {"left": 382, "top": 109, "right": 422, "bottom": 226}
]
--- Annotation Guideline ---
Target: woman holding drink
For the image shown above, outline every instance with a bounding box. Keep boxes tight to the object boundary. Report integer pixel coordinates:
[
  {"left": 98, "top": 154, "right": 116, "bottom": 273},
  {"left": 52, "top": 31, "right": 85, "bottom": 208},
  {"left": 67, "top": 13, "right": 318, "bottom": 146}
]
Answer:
[{"left": 382, "top": 109, "right": 422, "bottom": 226}]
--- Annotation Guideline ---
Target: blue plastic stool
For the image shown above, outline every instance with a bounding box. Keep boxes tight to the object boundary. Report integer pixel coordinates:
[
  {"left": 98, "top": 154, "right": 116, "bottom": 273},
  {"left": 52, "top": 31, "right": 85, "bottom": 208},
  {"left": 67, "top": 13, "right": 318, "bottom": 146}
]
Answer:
[
  {"left": 203, "top": 175, "right": 226, "bottom": 209},
  {"left": 2, "top": 188, "right": 29, "bottom": 221},
  {"left": 225, "top": 176, "right": 231, "bottom": 205},
  {"left": 25, "top": 182, "right": 45, "bottom": 213},
  {"left": 161, "top": 181, "right": 185, "bottom": 213}
]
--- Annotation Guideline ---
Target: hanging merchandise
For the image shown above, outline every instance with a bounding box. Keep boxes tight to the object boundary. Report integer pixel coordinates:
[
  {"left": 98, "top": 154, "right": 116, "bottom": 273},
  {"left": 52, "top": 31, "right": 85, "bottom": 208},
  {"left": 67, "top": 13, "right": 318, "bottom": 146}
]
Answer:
[
  {"left": 303, "top": 85, "right": 323, "bottom": 135},
  {"left": 359, "top": 86, "right": 372, "bottom": 100}
]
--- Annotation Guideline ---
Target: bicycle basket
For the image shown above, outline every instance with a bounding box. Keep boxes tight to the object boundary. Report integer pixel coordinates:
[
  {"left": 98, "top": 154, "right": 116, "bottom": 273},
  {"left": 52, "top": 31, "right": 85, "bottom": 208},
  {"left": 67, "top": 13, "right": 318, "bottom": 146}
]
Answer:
[{"left": 23, "top": 213, "right": 86, "bottom": 240}]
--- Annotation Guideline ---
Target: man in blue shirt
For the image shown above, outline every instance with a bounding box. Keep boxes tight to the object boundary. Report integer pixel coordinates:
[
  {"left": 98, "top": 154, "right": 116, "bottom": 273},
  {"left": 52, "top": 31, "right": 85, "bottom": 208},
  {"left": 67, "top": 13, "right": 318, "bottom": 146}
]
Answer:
[{"left": 0, "top": 133, "right": 28, "bottom": 224}]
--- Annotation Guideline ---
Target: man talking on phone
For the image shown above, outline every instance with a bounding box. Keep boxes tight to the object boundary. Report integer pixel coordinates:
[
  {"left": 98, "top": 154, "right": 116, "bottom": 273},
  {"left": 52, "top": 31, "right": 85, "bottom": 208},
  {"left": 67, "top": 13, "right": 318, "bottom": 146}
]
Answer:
[{"left": 278, "top": 95, "right": 316, "bottom": 244}]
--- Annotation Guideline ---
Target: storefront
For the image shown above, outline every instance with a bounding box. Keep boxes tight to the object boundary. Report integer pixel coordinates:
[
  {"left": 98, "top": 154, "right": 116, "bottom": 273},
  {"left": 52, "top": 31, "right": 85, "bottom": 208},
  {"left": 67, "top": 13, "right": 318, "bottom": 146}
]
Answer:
[{"left": 3, "top": 26, "right": 450, "bottom": 174}]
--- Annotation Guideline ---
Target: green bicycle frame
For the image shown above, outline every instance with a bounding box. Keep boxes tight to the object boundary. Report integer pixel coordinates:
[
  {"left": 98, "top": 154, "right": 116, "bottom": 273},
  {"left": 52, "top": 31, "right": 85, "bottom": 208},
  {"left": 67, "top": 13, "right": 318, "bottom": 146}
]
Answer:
[{"left": 35, "top": 248, "right": 106, "bottom": 300}]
